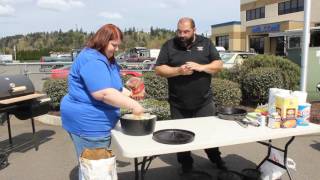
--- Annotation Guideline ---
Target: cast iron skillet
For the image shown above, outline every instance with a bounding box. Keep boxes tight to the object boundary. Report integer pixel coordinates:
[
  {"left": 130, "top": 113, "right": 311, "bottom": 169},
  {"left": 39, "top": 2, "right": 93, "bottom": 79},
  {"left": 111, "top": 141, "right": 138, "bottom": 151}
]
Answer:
[{"left": 217, "top": 107, "right": 248, "bottom": 128}]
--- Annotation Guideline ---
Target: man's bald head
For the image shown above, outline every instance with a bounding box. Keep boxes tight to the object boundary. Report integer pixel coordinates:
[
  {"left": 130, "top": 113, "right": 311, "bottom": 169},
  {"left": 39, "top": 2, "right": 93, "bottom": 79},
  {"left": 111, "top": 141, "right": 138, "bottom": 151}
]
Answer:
[
  {"left": 175, "top": 17, "right": 196, "bottom": 49},
  {"left": 178, "top": 17, "right": 195, "bottom": 28}
]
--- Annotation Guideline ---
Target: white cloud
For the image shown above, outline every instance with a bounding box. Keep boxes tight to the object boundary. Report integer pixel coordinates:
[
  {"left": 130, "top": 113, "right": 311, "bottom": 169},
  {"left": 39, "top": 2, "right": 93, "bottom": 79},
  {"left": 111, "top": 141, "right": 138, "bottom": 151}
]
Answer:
[
  {"left": 99, "top": 12, "right": 123, "bottom": 19},
  {"left": 0, "top": 4, "right": 15, "bottom": 16},
  {"left": 158, "top": 0, "right": 188, "bottom": 8},
  {"left": 36, "top": 0, "right": 84, "bottom": 11}
]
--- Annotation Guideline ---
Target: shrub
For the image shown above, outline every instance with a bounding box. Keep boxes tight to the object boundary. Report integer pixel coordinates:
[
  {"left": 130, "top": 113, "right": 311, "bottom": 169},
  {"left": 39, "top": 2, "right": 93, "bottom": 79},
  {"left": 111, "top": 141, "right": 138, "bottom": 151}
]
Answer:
[
  {"left": 43, "top": 79, "right": 68, "bottom": 110},
  {"left": 121, "top": 99, "right": 170, "bottom": 120},
  {"left": 232, "top": 55, "right": 300, "bottom": 90},
  {"left": 143, "top": 71, "right": 168, "bottom": 100},
  {"left": 242, "top": 67, "right": 284, "bottom": 105},
  {"left": 214, "top": 68, "right": 233, "bottom": 80},
  {"left": 211, "top": 78, "right": 242, "bottom": 106}
]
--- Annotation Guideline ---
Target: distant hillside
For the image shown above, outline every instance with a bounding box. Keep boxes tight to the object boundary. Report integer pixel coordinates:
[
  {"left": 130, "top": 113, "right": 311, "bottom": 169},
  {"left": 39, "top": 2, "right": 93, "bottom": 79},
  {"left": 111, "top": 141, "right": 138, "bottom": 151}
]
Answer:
[{"left": 0, "top": 27, "right": 175, "bottom": 60}]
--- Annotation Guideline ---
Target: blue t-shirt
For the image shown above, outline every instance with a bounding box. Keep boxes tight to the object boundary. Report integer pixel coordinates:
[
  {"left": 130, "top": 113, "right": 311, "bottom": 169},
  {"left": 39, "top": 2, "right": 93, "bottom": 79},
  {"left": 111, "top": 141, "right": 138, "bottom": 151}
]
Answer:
[{"left": 60, "top": 48, "right": 123, "bottom": 137}]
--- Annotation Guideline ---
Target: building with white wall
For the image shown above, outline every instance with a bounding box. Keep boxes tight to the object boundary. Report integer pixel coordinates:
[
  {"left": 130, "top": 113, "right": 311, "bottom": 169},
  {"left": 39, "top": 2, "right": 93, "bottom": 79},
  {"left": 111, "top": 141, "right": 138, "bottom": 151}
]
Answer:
[{"left": 211, "top": 0, "right": 320, "bottom": 54}]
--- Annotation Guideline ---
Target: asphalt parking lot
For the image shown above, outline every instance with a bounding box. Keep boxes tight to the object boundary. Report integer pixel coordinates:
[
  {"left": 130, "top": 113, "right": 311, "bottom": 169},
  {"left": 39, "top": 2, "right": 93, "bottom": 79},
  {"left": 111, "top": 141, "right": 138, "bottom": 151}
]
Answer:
[{"left": 0, "top": 117, "right": 320, "bottom": 180}]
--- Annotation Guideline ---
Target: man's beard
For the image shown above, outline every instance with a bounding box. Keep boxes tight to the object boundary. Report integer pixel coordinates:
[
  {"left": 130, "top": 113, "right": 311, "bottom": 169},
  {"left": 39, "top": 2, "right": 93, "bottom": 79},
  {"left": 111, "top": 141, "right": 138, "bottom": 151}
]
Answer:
[{"left": 174, "top": 35, "right": 194, "bottom": 49}]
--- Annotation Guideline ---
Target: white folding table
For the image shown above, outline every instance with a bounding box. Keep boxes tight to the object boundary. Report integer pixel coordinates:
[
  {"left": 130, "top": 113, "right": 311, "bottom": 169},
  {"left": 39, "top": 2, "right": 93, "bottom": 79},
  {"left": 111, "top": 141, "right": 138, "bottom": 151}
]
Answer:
[{"left": 111, "top": 116, "right": 320, "bottom": 180}]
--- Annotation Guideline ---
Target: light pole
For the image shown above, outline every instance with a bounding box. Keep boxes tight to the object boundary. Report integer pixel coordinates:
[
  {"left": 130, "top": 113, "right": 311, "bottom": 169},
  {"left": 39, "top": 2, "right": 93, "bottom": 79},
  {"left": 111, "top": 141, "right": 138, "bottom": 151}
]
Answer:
[
  {"left": 13, "top": 45, "right": 16, "bottom": 61},
  {"left": 300, "top": 0, "right": 311, "bottom": 91}
]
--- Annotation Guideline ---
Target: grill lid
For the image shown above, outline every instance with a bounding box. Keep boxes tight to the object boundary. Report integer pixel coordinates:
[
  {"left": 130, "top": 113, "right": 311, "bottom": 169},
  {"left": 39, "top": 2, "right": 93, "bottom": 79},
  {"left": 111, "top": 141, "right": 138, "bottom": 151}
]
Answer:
[{"left": 0, "top": 75, "right": 35, "bottom": 100}]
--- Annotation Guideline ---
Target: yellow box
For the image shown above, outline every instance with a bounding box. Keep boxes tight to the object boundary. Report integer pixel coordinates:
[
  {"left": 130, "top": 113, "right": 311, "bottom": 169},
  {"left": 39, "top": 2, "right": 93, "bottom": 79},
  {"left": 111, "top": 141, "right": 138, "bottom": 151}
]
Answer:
[{"left": 275, "top": 94, "right": 298, "bottom": 128}]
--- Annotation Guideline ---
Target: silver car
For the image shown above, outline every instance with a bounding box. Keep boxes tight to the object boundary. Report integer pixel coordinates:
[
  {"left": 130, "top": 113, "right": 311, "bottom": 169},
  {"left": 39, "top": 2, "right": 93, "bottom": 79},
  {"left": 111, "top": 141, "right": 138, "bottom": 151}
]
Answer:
[{"left": 220, "top": 52, "right": 256, "bottom": 68}]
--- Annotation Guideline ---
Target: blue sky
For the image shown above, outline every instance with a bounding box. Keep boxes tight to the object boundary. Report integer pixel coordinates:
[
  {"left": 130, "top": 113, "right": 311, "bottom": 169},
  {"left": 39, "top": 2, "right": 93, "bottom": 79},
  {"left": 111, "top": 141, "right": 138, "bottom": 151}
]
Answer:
[{"left": 0, "top": 0, "right": 240, "bottom": 38}]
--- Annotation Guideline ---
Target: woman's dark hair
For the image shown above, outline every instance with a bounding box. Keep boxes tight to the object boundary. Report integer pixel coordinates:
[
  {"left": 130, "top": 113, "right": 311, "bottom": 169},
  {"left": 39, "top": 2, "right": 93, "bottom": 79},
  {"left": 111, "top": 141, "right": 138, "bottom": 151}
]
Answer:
[{"left": 87, "top": 24, "right": 123, "bottom": 56}]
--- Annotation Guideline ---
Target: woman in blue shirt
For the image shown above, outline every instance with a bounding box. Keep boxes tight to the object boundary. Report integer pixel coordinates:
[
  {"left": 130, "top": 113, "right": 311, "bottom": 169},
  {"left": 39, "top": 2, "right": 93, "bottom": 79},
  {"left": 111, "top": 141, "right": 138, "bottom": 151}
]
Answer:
[{"left": 60, "top": 24, "right": 144, "bottom": 176}]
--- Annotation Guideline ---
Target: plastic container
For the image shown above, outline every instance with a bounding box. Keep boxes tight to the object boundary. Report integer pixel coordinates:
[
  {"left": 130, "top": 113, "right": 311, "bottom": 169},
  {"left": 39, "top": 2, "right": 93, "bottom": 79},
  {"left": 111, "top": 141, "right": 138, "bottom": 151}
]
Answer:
[
  {"left": 268, "top": 112, "right": 281, "bottom": 129},
  {"left": 257, "top": 114, "right": 266, "bottom": 127}
]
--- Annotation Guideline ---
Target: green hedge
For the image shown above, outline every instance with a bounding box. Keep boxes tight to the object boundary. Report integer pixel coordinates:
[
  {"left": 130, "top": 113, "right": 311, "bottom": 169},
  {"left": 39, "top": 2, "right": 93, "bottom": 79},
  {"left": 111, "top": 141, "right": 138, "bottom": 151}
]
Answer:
[
  {"left": 214, "top": 68, "right": 233, "bottom": 80},
  {"left": 211, "top": 78, "right": 242, "bottom": 106},
  {"left": 43, "top": 73, "right": 242, "bottom": 114},
  {"left": 121, "top": 98, "right": 170, "bottom": 120},
  {"left": 43, "top": 79, "right": 68, "bottom": 110},
  {"left": 231, "top": 55, "right": 300, "bottom": 90},
  {"left": 143, "top": 71, "right": 168, "bottom": 100},
  {"left": 242, "top": 67, "right": 284, "bottom": 105}
]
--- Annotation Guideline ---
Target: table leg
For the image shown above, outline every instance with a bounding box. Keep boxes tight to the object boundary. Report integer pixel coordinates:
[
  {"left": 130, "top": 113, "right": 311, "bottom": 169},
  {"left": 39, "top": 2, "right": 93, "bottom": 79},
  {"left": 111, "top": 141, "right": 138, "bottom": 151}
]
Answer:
[
  {"left": 134, "top": 156, "right": 157, "bottom": 180},
  {"left": 6, "top": 113, "right": 12, "bottom": 145},
  {"left": 257, "top": 136, "right": 295, "bottom": 180},
  {"left": 30, "top": 117, "right": 38, "bottom": 151}
]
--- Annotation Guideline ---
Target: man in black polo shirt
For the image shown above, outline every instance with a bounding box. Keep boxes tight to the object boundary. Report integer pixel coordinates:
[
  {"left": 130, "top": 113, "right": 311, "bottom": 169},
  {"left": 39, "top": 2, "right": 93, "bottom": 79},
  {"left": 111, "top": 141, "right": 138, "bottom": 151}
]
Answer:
[{"left": 155, "top": 17, "right": 225, "bottom": 173}]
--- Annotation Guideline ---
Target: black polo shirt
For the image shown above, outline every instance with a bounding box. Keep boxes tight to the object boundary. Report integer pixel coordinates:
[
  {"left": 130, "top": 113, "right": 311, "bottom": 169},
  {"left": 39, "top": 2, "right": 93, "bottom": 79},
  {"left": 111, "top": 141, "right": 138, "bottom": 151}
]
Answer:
[{"left": 156, "top": 35, "right": 221, "bottom": 110}]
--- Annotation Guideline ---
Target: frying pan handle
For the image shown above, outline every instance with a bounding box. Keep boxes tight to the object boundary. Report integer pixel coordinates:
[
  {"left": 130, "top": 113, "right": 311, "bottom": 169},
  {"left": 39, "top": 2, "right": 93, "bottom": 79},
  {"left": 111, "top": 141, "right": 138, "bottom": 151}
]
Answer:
[{"left": 237, "top": 120, "right": 248, "bottom": 128}]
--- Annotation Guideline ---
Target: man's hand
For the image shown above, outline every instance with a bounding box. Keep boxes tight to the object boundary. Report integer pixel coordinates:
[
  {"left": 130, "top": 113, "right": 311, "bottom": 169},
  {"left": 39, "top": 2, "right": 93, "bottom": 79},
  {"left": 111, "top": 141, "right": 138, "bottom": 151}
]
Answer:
[
  {"left": 185, "top": 61, "right": 205, "bottom": 72},
  {"left": 186, "top": 60, "right": 223, "bottom": 74},
  {"left": 178, "top": 64, "right": 194, "bottom": 75}
]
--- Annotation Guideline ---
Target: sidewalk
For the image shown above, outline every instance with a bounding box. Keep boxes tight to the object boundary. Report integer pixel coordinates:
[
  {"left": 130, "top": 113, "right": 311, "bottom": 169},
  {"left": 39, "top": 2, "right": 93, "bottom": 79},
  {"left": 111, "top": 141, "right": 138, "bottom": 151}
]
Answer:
[{"left": 0, "top": 116, "right": 320, "bottom": 180}]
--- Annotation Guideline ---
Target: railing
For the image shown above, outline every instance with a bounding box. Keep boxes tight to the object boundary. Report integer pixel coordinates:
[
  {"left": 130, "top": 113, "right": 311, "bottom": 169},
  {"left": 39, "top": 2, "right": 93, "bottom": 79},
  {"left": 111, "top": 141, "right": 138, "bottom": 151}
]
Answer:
[
  {"left": 0, "top": 61, "right": 156, "bottom": 75},
  {"left": 1, "top": 61, "right": 156, "bottom": 91}
]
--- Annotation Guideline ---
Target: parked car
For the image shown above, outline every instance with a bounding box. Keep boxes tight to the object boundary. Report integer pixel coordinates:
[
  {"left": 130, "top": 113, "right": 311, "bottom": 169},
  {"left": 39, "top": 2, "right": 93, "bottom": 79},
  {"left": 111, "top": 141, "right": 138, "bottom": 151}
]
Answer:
[
  {"left": 215, "top": 46, "right": 226, "bottom": 52},
  {"left": 220, "top": 52, "right": 256, "bottom": 68},
  {"left": 50, "top": 65, "right": 70, "bottom": 79},
  {"left": 50, "top": 65, "right": 143, "bottom": 79}
]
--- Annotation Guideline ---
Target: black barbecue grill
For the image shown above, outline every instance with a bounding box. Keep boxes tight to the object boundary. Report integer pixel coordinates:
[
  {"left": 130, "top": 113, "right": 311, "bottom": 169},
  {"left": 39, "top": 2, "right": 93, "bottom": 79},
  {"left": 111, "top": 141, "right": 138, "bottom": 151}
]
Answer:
[{"left": 0, "top": 75, "right": 51, "bottom": 151}]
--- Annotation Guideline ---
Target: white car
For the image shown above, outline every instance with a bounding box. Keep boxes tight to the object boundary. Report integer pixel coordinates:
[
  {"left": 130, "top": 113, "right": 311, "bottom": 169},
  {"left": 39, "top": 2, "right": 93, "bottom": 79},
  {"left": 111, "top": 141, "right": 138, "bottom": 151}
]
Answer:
[{"left": 220, "top": 52, "right": 256, "bottom": 68}]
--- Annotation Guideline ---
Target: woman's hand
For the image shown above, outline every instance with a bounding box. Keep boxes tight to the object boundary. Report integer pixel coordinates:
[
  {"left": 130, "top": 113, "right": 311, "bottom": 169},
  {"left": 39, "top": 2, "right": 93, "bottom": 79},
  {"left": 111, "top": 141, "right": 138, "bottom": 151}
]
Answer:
[
  {"left": 92, "top": 88, "right": 145, "bottom": 114},
  {"left": 122, "top": 87, "right": 132, "bottom": 97},
  {"left": 131, "top": 102, "right": 145, "bottom": 115}
]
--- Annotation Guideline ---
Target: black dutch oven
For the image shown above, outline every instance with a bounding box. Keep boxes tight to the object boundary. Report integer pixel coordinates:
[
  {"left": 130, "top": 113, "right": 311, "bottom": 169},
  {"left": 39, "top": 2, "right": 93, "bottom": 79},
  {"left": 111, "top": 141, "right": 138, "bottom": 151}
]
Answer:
[{"left": 120, "top": 113, "right": 157, "bottom": 136}]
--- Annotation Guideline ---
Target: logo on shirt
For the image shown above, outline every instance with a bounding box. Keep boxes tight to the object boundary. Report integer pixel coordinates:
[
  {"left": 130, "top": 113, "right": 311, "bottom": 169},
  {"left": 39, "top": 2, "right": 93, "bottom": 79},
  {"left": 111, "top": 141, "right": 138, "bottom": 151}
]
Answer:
[{"left": 197, "top": 46, "right": 204, "bottom": 51}]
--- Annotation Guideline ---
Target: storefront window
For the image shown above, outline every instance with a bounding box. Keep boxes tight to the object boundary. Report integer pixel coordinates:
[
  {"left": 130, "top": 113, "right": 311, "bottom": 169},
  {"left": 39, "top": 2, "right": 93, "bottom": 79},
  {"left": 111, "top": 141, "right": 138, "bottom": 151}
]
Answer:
[
  {"left": 310, "top": 30, "right": 320, "bottom": 47},
  {"left": 291, "top": 0, "right": 298, "bottom": 11},
  {"left": 250, "top": 37, "right": 264, "bottom": 54},
  {"left": 298, "top": 0, "right": 304, "bottom": 11},
  {"left": 278, "top": 0, "right": 304, "bottom": 15},
  {"left": 216, "top": 35, "right": 229, "bottom": 50},
  {"left": 246, "top": 7, "right": 265, "bottom": 21},
  {"left": 288, "top": 36, "right": 301, "bottom": 49}
]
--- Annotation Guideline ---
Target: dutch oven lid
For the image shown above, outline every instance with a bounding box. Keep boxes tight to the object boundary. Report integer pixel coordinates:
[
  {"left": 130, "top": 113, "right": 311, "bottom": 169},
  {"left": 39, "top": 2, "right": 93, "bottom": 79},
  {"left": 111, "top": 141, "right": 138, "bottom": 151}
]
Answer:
[{"left": 152, "top": 129, "right": 195, "bottom": 144}]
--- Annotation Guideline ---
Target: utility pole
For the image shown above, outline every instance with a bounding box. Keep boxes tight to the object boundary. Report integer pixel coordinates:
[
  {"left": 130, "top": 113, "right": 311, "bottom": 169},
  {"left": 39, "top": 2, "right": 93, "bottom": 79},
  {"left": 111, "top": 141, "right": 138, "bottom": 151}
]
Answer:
[
  {"left": 300, "top": 0, "right": 311, "bottom": 91},
  {"left": 13, "top": 45, "right": 16, "bottom": 61}
]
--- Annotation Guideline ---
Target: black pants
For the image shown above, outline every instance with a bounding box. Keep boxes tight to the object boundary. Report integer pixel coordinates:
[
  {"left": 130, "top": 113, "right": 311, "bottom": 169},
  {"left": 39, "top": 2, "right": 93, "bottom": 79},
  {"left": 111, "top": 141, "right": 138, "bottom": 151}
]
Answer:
[{"left": 170, "top": 101, "right": 222, "bottom": 167}]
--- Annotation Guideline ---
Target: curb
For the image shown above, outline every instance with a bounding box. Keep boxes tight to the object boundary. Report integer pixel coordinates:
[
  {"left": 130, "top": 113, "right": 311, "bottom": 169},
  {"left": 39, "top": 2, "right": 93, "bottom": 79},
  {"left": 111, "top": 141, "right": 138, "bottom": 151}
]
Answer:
[{"left": 35, "top": 114, "right": 62, "bottom": 126}]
